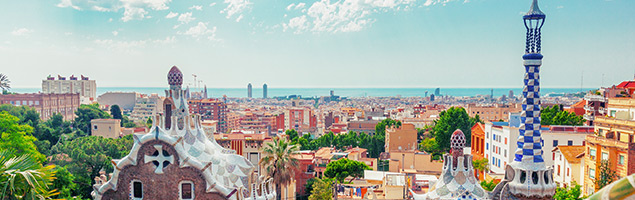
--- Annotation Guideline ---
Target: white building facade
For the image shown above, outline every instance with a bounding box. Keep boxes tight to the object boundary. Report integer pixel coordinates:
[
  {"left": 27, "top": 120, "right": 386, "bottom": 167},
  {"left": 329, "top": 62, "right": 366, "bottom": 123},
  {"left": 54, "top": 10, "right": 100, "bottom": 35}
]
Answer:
[{"left": 484, "top": 121, "right": 593, "bottom": 174}]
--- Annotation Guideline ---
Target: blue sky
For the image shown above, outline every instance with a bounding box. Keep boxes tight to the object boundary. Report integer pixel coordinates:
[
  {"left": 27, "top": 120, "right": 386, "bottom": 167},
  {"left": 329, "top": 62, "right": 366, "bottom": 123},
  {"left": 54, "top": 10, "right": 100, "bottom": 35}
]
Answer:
[{"left": 0, "top": 0, "right": 633, "bottom": 88}]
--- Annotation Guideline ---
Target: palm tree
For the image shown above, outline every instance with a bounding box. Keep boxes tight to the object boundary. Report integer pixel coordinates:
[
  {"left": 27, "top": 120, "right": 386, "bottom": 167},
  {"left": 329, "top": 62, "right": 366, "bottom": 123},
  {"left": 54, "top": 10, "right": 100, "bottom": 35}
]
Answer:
[
  {"left": 0, "top": 150, "right": 58, "bottom": 199},
  {"left": 472, "top": 158, "right": 489, "bottom": 180},
  {"left": 0, "top": 73, "right": 10, "bottom": 93},
  {"left": 259, "top": 137, "right": 300, "bottom": 200}
]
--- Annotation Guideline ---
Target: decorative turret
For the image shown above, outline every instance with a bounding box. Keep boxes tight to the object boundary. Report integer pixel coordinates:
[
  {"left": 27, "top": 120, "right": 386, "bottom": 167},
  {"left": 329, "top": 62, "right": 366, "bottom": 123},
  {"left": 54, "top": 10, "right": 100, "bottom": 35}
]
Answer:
[
  {"left": 167, "top": 66, "right": 183, "bottom": 86},
  {"left": 491, "top": 1, "right": 556, "bottom": 199},
  {"left": 411, "top": 130, "right": 487, "bottom": 200}
]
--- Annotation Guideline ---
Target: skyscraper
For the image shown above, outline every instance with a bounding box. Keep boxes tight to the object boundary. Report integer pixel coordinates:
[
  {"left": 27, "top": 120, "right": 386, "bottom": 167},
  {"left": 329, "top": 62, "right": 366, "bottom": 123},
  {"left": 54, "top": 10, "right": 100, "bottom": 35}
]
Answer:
[
  {"left": 263, "top": 83, "right": 268, "bottom": 98},
  {"left": 493, "top": 0, "right": 556, "bottom": 198},
  {"left": 247, "top": 83, "right": 252, "bottom": 98}
]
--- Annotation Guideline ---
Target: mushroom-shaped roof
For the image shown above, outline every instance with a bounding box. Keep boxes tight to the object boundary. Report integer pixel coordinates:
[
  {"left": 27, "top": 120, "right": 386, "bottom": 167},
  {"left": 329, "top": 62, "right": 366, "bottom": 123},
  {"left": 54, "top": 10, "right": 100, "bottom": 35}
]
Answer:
[
  {"left": 167, "top": 66, "right": 183, "bottom": 86},
  {"left": 524, "top": 0, "right": 545, "bottom": 19},
  {"left": 450, "top": 129, "right": 466, "bottom": 150}
]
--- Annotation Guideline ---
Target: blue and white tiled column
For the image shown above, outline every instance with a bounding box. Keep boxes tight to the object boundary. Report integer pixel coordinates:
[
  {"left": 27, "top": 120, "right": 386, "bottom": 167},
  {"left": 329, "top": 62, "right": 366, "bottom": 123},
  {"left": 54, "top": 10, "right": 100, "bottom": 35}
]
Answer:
[{"left": 515, "top": 58, "right": 543, "bottom": 163}]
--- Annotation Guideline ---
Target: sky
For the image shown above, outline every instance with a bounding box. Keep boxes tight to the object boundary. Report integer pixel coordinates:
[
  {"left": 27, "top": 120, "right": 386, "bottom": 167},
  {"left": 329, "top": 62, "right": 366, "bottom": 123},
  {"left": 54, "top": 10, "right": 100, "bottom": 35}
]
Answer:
[{"left": 0, "top": 0, "right": 634, "bottom": 89}]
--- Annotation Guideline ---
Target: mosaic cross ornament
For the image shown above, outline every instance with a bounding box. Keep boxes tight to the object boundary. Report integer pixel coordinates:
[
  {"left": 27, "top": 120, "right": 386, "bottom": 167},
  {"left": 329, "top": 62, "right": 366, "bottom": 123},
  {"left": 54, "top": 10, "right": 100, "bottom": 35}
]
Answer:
[{"left": 144, "top": 145, "right": 174, "bottom": 174}]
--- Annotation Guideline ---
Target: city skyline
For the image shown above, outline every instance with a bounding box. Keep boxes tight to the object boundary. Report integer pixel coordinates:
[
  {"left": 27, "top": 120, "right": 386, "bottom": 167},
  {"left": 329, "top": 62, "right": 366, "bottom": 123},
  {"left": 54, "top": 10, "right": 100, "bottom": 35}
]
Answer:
[{"left": 1, "top": 0, "right": 634, "bottom": 88}]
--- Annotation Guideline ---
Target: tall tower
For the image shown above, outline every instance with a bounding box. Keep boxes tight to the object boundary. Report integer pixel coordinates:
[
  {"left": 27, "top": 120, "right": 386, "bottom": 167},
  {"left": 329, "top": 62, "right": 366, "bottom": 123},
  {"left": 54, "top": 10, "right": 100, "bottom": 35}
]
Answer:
[
  {"left": 496, "top": 0, "right": 556, "bottom": 199},
  {"left": 263, "top": 83, "right": 268, "bottom": 98},
  {"left": 247, "top": 83, "right": 252, "bottom": 98}
]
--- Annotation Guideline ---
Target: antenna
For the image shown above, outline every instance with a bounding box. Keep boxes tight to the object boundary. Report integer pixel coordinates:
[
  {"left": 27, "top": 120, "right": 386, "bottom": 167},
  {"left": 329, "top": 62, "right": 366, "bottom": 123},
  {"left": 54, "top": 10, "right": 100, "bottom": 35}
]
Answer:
[
  {"left": 192, "top": 74, "right": 197, "bottom": 89},
  {"left": 580, "top": 71, "right": 583, "bottom": 92}
]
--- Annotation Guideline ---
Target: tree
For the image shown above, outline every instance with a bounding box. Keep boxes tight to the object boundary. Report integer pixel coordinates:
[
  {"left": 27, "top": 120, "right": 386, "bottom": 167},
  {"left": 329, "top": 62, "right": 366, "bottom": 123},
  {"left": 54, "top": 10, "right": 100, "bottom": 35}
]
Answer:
[
  {"left": 50, "top": 135, "right": 133, "bottom": 198},
  {"left": 541, "top": 105, "right": 585, "bottom": 126},
  {"left": 109, "top": 105, "right": 123, "bottom": 120},
  {"left": 146, "top": 117, "right": 153, "bottom": 128},
  {"left": 480, "top": 179, "right": 497, "bottom": 191},
  {"left": 553, "top": 182, "right": 583, "bottom": 200},
  {"left": 0, "top": 73, "right": 10, "bottom": 92},
  {"left": 74, "top": 103, "right": 110, "bottom": 135},
  {"left": 51, "top": 166, "right": 78, "bottom": 199},
  {"left": 324, "top": 159, "right": 370, "bottom": 184},
  {"left": 0, "top": 150, "right": 58, "bottom": 199},
  {"left": 0, "top": 112, "right": 45, "bottom": 163},
  {"left": 431, "top": 107, "right": 478, "bottom": 152},
  {"left": 594, "top": 159, "right": 617, "bottom": 190},
  {"left": 259, "top": 137, "right": 300, "bottom": 200},
  {"left": 308, "top": 178, "right": 334, "bottom": 200},
  {"left": 472, "top": 158, "right": 489, "bottom": 180}
]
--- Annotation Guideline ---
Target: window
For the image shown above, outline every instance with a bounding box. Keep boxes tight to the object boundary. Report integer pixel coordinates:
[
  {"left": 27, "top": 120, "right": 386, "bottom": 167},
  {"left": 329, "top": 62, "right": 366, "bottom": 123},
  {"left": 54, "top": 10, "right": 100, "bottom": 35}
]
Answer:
[
  {"left": 132, "top": 180, "right": 143, "bottom": 199},
  {"left": 505, "top": 138, "right": 507, "bottom": 145},
  {"left": 553, "top": 140, "right": 558, "bottom": 147},
  {"left": 589, "top": 168, "right": 596, "bottom": 179},
  {"left": 602, "top": 152, "right": 609, "bottom": 160},
  {"left": 567, "top": 168, "right": 570, "bottom": 176},
  {"left": 557, "top": 165, "right": 560, "bottom": 175},
  {"left": 619, "top": 155, "right": 625, "bottom": 165},
  {"left": 568, "top": 140, "right": 573, "bottom": 146},
  {"left": 180, "top": 181, "right": 194, "bottom": 200},
  {"left": 486, "top": 143, "right": 489, "bottom": 150},
  {"left": 94, "top": 125, "right": 98, "bottom": 130}
]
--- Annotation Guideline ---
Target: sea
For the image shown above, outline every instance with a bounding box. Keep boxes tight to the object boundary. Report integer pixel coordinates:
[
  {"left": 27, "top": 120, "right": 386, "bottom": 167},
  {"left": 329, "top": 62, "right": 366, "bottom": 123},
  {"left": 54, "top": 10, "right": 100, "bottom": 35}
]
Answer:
[{"left": 10, "top": 87, "right": 594, "bottom": 98}]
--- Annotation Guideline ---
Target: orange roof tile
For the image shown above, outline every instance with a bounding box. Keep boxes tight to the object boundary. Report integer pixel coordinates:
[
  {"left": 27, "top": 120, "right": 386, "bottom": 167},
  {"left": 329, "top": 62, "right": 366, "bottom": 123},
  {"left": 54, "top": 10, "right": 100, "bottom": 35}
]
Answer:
[{"left": 553, "top": 145, "right": 585, "bottom": 164}]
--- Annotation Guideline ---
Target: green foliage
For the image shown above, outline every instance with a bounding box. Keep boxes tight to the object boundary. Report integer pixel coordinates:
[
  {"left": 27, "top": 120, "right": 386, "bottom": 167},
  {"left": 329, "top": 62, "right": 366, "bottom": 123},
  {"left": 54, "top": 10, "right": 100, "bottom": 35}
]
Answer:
[
  {"left": 308, "top": 178, "right": 335, "bottom": 200},
  {"left": 259, "top": 137, "right": 300, "bottom": 200},
  {"left": 74, "top": 103, "right": 110, "bottom": 135},
  {"left": 472, "top": 158, "right": 489, "bottom": 173},
  {"left": 419, "top": 138, "right": 440, "bottom": 154},
  {"left": 288, "top": 118, "right": 391, "bottom": 158},
  {"left": 0, "top": 111, "right": 45, "bottom": 163},
  {"left": 0, "top": 73, "right": 10, "bottom": 92},
  {"left": 0, "top": 150, "right": 58, "bottom": 199},
  {"left": 431, "top": 107, "right": 478, "bottom": 152},
  {"left": 480, "top": 179, "right": 497, "bottom": 191},
  {"left": 324, "top": 159, "right": 370, "bottom": 184},
  {"left": 594, "top": 159, "right": 617, "bottom": 190},
  {"left": 146, "top": 117, "right": 153, "bottom": 128},
  {"left": 52, "top": 166, "right": 78, "bottom": 199},
  {"left": 554, "top": 182, "right": 583, "bottom": 200},
  {"left": 50, "top": 135, "right": 133, "bottom": 198},
  {"left": 541, "top": 105, "right": 585, "bottom": 126},
  {"left": 109, "top": 105, "right": 123, "bottom": 120}
]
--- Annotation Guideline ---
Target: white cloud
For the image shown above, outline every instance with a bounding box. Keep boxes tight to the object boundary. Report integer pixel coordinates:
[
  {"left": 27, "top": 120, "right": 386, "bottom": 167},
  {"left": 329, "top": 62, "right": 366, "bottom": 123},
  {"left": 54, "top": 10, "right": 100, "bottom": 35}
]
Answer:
[
  {"left": 189, "top": 5, "right": 203, "bottom": 10},
  {"left": 94, "top": 39, "right": 149, "bottom": 53},
  {"left": 56, "top": 0, "right": 172, "bottom": 22},
  {"left": 112, "top": 31, "right": 119, "bottom": 36},
  {"left": 209, "top": 2, "right": 217, "bottom": 7},
  {"left": 11, "top": 28, "right": 33, "bottom": 36},
  {"left": 153, "top": 36, "right": 176, "bottom": 44},
  {"left": 177, "top": 12, "right": 195, "bottom": 24},
  {"left": 283, "top": 0, "right": 461, "bottom": 33},
  {"left": 178, "top": 22, "right": 218, "bottom": 41},
  {"left": 283, "top": 15, "right": 308, "bottom": 34},
  {"left": 166, "top": 12, "right": 178, "bottom": 18},
  {"left": 221, "top": 0, "right": 251, "bottom": 20}
]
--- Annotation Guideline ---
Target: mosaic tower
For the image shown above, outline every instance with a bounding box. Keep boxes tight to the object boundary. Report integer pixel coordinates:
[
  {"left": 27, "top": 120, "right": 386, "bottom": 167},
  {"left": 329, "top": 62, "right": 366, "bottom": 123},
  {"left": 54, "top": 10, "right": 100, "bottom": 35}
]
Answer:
[{"left": 499, "top": 0, "right": 557, "bottom": 199}]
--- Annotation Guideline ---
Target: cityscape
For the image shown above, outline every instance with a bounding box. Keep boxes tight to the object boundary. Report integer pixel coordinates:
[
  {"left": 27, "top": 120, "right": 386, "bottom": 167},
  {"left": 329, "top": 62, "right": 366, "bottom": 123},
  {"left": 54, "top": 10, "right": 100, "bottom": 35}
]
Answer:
[{"left": 0, "top": 0, "right": 634, "bottom": 200}]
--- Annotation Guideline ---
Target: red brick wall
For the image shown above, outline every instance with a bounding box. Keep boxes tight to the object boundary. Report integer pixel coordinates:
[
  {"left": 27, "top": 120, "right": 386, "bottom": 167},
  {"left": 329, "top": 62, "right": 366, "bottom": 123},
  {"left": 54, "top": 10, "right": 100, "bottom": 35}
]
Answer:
[{"left": 101, "top": 140, "right": 228, "bottom": 200}]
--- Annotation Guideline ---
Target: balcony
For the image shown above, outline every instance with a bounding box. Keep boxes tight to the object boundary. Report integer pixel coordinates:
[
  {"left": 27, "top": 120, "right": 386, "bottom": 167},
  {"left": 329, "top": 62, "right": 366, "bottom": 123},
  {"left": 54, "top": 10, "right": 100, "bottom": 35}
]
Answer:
[
  {"left": 586, "top": 134, "right": 630, "bottom": 150},
  {"left": 594, "top": 116, "right": 635, "bottom": 129},
  {"left": 608, "top": 98, "right": 635, "bottom": 108},
  {"left": 584, "top": 105, "right": 595, "bottom": 112},
  {"left": 583, "top": 114, "right": 594, "bottom": 121},
  {"left": 585, "top": 94, "right": 606, "bottom": 102}
]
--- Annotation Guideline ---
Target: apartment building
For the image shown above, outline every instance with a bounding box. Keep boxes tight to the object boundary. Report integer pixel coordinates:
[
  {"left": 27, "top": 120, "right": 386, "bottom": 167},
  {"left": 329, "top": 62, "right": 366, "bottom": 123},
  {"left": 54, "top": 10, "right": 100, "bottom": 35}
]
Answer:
[
  {"left": 466, "top": 103, "right": 521, "bottom": 122},
  {"left": 129, "top": 93, "right": 163, "bottom": 123},
  {"left": 188, "top": 98, "right": 228, "bottom": 133},
  {"left": 584, "top": 97, "right": 635, "bottom": 195},
  {"left": 42, "top": 75, "right": 97, "bottom": 102},
  {"left": 0, "top": 93, "right": 80, "bottom": 120}
]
